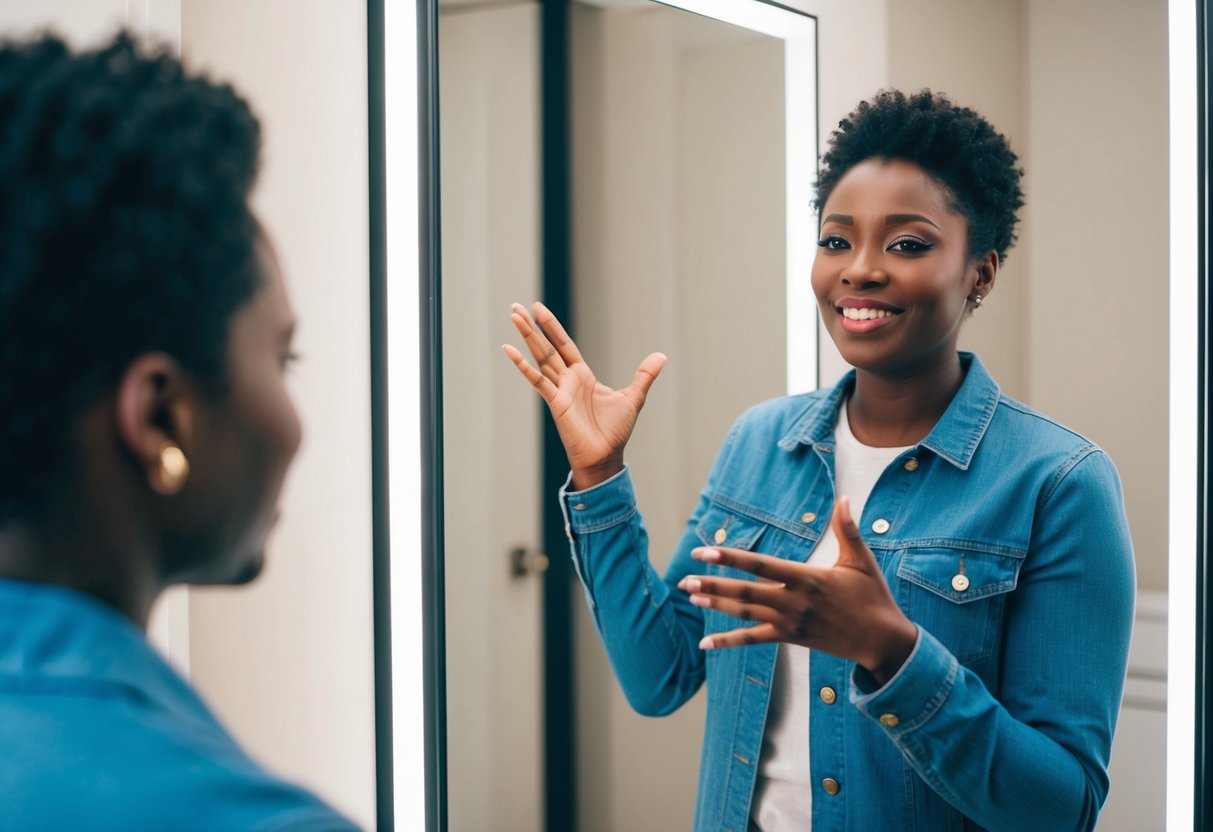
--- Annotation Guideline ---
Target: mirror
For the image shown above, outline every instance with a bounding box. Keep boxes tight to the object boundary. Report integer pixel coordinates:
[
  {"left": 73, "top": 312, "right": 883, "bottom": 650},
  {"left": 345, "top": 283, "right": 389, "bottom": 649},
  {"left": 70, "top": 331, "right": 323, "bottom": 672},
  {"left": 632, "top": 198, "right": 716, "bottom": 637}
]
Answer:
[{"left": 438, "top": 0, "right": 1182, "bottom": 830}]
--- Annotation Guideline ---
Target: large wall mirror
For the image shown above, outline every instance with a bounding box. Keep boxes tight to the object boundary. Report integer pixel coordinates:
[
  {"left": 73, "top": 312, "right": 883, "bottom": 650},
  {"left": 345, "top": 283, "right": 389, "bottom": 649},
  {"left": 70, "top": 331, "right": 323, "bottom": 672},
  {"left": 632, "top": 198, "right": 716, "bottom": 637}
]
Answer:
[{"left": 415, "top": 0, "right": 1207, "bottom": 830}]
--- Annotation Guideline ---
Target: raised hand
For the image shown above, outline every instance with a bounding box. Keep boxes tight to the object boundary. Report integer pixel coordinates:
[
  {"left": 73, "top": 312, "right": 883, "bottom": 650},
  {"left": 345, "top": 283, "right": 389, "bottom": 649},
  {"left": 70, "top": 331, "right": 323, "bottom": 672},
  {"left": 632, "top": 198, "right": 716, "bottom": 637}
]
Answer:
[
  {"left": 503, "top": 302, "right": 667, "bottom": 490},
  {"left": 676, "top": 496, "right": 919, "bottom": 686}
]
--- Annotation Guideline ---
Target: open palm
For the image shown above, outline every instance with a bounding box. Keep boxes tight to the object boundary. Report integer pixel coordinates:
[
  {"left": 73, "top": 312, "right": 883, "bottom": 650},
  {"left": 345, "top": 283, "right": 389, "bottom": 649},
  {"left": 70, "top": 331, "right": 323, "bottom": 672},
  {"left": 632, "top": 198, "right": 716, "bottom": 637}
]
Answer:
[{"left": 503, "top": 302, "right": 666, "bottom": 489}]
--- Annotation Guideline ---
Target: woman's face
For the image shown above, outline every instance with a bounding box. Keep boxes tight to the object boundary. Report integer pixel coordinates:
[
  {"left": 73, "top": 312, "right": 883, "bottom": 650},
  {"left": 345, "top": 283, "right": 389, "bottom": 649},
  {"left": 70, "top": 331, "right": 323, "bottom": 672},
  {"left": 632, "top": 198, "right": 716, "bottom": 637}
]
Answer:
[
  {"left": 163, "top": 232, "right": 302, "bottom": 586},
  {"left": 811, "top": 158, "right": 985, "bottom": 378}
]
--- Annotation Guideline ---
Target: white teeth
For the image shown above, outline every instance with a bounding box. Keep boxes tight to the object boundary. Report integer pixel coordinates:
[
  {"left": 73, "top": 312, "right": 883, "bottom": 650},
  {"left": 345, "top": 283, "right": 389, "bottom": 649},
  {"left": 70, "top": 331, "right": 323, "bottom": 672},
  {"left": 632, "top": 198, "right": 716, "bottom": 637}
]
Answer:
[{"left": 841, "top": 307, "right": 897, "bottom": 321}]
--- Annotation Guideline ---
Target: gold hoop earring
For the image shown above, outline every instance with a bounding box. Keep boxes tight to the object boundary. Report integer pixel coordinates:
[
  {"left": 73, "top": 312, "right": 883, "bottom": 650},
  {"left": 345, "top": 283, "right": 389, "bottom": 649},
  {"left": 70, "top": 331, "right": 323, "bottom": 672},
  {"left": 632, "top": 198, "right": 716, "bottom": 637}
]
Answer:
[{"left": 158, "top": 444, "right": 190, "bottom": 494}]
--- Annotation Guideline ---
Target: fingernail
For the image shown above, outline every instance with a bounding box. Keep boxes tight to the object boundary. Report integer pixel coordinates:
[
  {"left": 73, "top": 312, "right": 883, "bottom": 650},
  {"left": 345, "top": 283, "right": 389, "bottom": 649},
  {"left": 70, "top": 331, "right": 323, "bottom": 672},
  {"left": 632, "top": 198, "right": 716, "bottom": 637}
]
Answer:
[
  {"left": 699, "top": 636, "right": 715, "bottom": 650},
  {"left": 689, "top": 594, "right": 709, "bottom": 607},
  {"left": 682, "top": 577, "right": 701, "bottom": 593},
  {"left": 696, "top": 548, "right": 721, "bottom": 562}
]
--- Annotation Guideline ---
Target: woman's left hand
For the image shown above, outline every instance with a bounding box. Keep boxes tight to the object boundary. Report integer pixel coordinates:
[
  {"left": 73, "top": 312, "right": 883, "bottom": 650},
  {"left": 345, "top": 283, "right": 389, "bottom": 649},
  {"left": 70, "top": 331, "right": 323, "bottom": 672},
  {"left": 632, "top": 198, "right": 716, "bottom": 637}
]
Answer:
[{"left": 677, "top": 496, "right": 919, "bottom": 686}]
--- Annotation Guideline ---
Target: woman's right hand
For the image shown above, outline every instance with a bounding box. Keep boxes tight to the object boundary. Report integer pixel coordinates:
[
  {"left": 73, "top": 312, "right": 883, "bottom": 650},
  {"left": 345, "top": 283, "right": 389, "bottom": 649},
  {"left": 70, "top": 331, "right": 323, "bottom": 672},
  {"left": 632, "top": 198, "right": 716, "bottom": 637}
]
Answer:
[{"left": 503, "top": 302, "right": 666, "bottom": 490}]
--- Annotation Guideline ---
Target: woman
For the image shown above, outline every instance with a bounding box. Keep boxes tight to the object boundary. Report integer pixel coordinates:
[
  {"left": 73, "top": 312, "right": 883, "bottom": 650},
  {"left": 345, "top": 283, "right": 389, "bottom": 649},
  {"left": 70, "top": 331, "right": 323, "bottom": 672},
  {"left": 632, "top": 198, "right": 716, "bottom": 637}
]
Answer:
[
  {"left": 0, "top": 33, "right": 358, "bottom": 830},
  {"left": 505, "top": 90, "right": 1134, "bottom": 831}
]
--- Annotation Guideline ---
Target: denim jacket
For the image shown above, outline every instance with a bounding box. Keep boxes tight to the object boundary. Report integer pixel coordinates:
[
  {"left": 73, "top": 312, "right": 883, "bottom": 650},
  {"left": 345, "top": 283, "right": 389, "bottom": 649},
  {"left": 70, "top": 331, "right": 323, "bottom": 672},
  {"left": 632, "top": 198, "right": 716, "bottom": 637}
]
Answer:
[{"left": 560, "top": 353, "right": 1135, "bottom": 832}]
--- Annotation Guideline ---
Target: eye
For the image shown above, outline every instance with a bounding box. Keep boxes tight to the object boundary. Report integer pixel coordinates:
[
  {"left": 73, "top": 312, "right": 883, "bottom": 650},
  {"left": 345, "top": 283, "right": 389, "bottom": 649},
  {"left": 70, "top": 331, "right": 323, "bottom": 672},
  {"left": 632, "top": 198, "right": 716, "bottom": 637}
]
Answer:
[
  {"left": 888, "top": 236, "right": 934, "bottom": 254},
  {"left": 281, "top": 350, "right": 302, "bottom": 372},
  {"left": 817, "top": 234, "right": 850, "bottom": 251}
]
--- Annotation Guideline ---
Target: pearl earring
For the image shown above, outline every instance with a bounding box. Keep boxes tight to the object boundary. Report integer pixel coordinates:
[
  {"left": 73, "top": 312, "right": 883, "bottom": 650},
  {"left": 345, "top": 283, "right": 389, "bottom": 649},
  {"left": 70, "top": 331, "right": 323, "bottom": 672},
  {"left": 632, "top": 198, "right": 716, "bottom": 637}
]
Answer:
[
  {"left": 972, "top": 294, "right": 983, "bottom": 308},
  {"left": 158, "top": 444, "right": 190, "bottom": 494}
]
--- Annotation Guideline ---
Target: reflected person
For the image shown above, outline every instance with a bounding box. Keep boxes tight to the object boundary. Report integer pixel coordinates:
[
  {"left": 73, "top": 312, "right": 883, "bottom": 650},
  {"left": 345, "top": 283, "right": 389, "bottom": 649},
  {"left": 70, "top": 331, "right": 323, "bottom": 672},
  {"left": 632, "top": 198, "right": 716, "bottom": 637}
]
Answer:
[
  {"left": 505, "top": 90, "right": 1134, "bottom": 831},
  {"left": 0, "top": 33, "right": 358, "bottom": 831}
]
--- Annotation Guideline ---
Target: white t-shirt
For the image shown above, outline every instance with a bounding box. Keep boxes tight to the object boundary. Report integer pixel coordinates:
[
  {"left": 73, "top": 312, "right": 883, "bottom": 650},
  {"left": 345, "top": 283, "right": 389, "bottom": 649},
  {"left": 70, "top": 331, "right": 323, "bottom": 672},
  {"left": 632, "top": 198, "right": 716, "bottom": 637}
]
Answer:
[{"left": 749, "top": 401, "right": 911, "bottom": 831}]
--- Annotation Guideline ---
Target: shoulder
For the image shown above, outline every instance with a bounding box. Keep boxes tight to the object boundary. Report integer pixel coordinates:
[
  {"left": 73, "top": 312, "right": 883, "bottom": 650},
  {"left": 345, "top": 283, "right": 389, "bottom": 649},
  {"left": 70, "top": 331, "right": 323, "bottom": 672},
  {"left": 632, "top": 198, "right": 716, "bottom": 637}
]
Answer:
[
  {"left": 986, "top": 394, "right": 1123, "bottom": 499},
  {"left": 727, "top": 389, "right": 830, "bottom": 440},
  {"left": 0, "top": 690, "right": 359, "bottom": 832}
]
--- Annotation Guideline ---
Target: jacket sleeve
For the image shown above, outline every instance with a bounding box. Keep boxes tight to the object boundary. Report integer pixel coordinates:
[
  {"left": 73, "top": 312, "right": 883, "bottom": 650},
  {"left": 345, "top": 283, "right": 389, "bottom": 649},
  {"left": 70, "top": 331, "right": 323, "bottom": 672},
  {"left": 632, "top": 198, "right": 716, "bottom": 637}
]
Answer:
[
  {"left": 849, "top": 448, "right": 1136, "bottom": 832},
  {"left": 559, "top": 421, "right": 742, "bottom": 717}
]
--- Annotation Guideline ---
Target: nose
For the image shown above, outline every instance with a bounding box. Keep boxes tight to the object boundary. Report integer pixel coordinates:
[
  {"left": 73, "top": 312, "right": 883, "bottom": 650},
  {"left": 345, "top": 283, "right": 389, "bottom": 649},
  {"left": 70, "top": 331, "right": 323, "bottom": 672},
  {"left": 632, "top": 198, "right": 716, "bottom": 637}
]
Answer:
[{"left": 840, "top": 266, "right": 889, "bottom": 289}]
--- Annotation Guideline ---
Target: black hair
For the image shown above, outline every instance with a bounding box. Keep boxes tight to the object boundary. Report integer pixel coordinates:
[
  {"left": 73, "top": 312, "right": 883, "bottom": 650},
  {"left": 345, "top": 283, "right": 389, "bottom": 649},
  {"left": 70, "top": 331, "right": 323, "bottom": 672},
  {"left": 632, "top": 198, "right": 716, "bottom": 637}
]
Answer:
[
  {"left": 814, "top": 89, "right": 1024, "bottom": 265},
  {"left": 0, "top": 31, "right": 262, "bottom": 521}
]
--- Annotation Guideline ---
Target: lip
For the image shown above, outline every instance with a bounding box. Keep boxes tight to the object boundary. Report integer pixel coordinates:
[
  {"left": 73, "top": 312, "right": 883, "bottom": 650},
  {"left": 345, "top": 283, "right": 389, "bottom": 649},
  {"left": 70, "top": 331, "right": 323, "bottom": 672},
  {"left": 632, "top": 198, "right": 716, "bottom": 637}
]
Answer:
[{"left": 831, "top": 296, "right": 905, "bottom": 333}]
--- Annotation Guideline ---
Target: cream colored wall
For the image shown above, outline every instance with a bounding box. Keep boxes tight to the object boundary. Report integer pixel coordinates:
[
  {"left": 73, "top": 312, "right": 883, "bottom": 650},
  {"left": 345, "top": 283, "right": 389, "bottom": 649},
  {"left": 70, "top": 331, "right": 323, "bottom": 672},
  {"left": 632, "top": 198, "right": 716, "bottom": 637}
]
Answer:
[
  {"left": 1023, "top": 0, "right": 1169, "bottom": 592},
  {"left": 179, "top": 2, "right": 376, "bottom": 827}
]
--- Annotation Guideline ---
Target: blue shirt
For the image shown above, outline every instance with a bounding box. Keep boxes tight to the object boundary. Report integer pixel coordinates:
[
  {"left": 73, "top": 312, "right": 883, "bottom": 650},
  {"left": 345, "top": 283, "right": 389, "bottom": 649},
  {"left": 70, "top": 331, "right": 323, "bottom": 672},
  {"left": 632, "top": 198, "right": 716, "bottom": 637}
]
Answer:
[
  {"left": 560, "top": 353, "right": 1135, "bottom": 832},
  {"left": 0, "top": 579, "right": 361, "bottom": 831}
]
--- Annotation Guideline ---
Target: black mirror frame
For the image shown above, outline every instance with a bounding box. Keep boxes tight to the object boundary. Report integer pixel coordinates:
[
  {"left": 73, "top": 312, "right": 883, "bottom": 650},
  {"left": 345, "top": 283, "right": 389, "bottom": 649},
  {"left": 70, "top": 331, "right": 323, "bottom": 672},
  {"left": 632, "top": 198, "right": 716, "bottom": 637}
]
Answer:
[{"left": 367, "top": 0, "right": 1213, "bottom": 829}]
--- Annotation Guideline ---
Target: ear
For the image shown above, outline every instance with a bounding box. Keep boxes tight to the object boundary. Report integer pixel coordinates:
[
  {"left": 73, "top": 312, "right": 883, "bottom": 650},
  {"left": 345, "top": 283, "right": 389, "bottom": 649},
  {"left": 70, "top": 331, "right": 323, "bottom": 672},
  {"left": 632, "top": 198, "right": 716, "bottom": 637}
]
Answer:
[
  {"left": 973, "top": 251, "right": 999, "bottom": 300},
  {"left": 114, "top": 354, "right": 198, "bottom": 496}
]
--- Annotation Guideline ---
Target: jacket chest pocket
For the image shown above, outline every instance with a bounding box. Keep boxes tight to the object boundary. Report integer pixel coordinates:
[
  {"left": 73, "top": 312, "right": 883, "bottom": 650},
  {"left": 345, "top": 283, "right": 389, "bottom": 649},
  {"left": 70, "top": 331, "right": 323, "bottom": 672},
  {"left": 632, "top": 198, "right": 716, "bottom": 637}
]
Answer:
[{"left": 895, "top": 547, "right": 1024, "bottom": 664}]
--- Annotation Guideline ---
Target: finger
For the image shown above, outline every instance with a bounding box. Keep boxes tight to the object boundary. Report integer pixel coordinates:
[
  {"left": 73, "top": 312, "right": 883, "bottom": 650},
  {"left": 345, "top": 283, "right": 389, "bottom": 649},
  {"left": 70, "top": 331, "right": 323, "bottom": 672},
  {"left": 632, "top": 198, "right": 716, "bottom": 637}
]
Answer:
[
  {"left": 677, "top": 574, "right": 789, "bottom": 611},
  {"left": 502, "top": 344, "right": 558, "bottom": 404},
  {"left": 510, "top": 304, "right": 566, "bottom": 380},
  {"left": 830, "top": 496, "right": 879, "bottom": 572},
  {"left": 621, "top": 352, "right": 667, "bottom": 410},
  {"left": 691, "top": 546, "right": 810, "bottom": 585},
  {"left": 530, "top": 302, "right": 585, "bottom": 367},
  {"left": 687, "top": 592, "right": 785, "bottom": 629},
  {"left": 699, "top": 622, "right": 779, "bottom": 650}
]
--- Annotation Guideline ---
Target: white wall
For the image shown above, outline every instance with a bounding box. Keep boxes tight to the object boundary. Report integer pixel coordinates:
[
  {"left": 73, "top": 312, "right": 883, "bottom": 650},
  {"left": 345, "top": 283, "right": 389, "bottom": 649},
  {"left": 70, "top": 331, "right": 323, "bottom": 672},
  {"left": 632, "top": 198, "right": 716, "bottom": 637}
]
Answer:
[{"left": 179, "top": 2, "right": 376, "bottom": 827}]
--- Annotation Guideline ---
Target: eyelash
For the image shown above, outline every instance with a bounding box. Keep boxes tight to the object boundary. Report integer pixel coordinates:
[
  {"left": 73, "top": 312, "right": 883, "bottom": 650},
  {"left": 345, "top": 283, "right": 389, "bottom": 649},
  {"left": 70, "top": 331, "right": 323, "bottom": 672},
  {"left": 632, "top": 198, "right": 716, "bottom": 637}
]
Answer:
[
  {"left": 815, "top": 235, "right": 935, "bottom": 254},
  {"left": 282, "top": 350, "right": 302, "bottom": 370}
]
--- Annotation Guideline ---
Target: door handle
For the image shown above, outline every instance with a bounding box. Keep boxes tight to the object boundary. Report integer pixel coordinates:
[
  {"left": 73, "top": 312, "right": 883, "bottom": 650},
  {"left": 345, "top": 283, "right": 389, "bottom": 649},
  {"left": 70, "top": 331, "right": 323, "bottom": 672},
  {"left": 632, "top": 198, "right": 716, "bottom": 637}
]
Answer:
[{"left": 510, "top": 546, "right": 550, "bottom": 578}]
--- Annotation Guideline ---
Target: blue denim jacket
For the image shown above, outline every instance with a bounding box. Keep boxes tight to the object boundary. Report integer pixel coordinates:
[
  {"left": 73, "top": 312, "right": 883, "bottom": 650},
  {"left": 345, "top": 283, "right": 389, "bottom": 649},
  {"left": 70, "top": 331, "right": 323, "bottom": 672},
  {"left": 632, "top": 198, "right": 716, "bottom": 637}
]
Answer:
[
  {"left": 560, "top": 353, "right": 1135, "bottom": 832},
  {"left": 0, "top": 579, "right": 360, "bottom": 831}
]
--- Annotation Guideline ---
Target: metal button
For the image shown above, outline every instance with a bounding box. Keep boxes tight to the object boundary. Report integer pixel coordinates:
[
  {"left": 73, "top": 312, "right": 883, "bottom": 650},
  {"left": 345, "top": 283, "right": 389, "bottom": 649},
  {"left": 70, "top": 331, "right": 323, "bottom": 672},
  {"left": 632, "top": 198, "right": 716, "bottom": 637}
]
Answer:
[
  {"left": 819, "top": 686, "right": 837, "bottom": 705},
  {"left": 871, "top": 518, "right": 890, "bottom": 534},
  {"left": 573, "top": 503, "right": 587, "bottom": 511},
  {"left": 822, "top": 778, "right": 840, "bottom": 796},
  {"left": 951, "top": 574, "right": 970, "bottom": 592},
  {"left": 714, "top": 529, "right": 727, "bottom": 545},
  {"left": 903, "top": 458, "right": 919, "bottom": 472},
  {"left": 801, "top": 512, "right": 817, "bottom": 524},
  {"left": 879, "top": 713, "right": 900, "bottom": 727}
]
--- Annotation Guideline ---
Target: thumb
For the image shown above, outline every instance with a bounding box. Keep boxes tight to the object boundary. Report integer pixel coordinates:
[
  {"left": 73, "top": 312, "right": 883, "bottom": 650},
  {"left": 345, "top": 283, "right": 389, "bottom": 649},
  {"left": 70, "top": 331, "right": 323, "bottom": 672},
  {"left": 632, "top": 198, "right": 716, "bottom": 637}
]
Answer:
[
  {"left": 622, "top": 352, "right": 667, "bottom": 410},
  {"left": 831, "top": 496, "right": 879, "bottom": 572}
]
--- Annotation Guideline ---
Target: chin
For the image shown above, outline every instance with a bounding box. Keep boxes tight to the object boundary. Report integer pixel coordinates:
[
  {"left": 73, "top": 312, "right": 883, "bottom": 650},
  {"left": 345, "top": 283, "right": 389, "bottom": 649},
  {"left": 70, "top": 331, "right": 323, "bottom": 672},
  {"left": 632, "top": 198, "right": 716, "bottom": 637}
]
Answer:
[{"left": 225, "top": 551, "right": 266, "bottom": 586}]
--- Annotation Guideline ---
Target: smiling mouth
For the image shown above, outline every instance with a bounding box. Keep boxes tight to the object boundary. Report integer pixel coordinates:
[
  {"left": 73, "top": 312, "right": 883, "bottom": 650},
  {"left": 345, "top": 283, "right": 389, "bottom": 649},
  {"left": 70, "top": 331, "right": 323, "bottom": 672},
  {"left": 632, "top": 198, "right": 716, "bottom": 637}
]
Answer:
[{"left": 839, "top": 306, "right": 901, "bottom": 321}]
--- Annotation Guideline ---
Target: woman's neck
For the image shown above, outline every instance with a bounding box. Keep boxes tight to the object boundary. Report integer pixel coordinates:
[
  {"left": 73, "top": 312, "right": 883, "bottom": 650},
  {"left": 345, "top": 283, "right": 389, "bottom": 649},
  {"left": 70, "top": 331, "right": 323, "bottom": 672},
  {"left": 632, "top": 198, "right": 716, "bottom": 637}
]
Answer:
[
  {"left": 847, "top": 352, "right": 965, "bottom": 447},
  {"left": 0, "top": 515, "right": 159, "bottom": 630}
]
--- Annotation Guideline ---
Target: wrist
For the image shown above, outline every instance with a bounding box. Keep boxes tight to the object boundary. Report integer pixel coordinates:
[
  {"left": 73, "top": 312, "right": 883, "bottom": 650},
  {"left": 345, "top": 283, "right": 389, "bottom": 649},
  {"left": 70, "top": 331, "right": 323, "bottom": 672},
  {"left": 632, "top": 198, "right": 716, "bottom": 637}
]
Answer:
[
  {"left": 862, "top": 616, "right": 918, "bottom": 688},
  {"left": 570, "top": 457, "right": 624, "bottom": 491}
]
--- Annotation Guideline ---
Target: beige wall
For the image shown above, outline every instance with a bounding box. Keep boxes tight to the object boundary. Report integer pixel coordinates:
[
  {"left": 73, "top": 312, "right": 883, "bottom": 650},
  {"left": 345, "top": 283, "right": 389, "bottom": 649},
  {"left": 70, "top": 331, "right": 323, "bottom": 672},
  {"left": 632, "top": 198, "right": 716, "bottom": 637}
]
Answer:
[
  {"left": 1023, "top": 0, "right": 1169, "bottom": 592},
  {"left": 179, "top": 1, "right": 376, "bottom": 827}
]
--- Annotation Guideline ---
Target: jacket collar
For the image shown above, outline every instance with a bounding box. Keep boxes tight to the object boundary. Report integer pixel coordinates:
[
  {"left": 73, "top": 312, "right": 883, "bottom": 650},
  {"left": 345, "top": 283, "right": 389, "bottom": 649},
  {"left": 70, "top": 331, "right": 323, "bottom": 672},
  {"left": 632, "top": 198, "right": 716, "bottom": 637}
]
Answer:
[
  {"left": 0, "top": 578, "right": 224, "bottom": 734},
  {"left": 778, "top": 352, "right": 1001, "bottom": 471}
]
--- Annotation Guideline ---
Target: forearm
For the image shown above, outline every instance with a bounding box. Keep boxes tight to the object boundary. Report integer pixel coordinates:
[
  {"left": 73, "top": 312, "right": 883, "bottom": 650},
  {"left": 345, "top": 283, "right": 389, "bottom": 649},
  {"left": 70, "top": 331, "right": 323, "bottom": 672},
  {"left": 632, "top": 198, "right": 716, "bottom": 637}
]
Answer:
[
  {"left": 852, "top": 629, "right": 1108, "bottom": 831},
  {"left": 561, "top": 467, "right": 705, "bottom": 716}
]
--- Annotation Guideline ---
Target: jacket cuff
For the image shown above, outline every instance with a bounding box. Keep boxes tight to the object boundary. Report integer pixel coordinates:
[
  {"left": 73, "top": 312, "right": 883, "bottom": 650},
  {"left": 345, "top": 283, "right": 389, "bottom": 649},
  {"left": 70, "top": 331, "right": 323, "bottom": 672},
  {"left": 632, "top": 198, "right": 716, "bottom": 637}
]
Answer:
[
  {"left": 559, "top": 466, "right": 637, "bottom": 536},
  {"left": 849, "top": 626, "right": 959, "bottom": 734}
]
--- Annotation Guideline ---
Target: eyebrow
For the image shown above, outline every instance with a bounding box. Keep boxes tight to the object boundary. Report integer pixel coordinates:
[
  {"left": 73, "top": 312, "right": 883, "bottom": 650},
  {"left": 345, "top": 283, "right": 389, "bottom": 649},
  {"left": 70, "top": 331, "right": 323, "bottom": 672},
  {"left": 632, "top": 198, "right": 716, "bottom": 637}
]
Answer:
[
  {"left": 820, "top": 212, "right": 941, "bottom": 230},
  {"left": 885, "top": 213, "right": 941, "bottom": 230},
  {"left": 822, "top": 213, "right": 853, "bottom": 225}
]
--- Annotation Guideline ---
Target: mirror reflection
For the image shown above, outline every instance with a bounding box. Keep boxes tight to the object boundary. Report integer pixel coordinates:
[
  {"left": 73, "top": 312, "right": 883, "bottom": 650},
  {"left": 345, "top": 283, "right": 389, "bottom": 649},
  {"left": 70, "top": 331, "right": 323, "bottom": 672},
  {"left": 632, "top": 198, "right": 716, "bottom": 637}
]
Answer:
[{"left": 441, "top": 1, "right": 1167, "bottom": 831}]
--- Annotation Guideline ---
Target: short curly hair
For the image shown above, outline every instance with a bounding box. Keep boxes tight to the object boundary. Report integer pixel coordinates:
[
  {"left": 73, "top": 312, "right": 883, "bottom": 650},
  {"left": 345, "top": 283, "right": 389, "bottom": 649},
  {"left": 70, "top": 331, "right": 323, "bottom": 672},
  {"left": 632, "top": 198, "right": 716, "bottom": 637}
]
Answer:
[
  {"left": 814, "top": 89, "right": 1024, "bottom": 265},
  {"left": 0, "top": 32, "right": 262, "bottom": 522}
]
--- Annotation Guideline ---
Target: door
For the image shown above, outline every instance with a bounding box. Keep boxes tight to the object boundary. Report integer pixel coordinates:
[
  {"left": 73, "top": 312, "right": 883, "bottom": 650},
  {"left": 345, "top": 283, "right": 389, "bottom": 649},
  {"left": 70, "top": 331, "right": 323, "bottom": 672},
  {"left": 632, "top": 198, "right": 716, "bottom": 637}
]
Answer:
[{"left": 439, "top": 4, "right": 544, "bottom": 831}]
